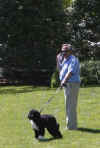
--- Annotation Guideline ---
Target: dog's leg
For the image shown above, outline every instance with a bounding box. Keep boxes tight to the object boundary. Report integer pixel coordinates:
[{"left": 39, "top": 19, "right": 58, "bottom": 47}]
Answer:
[
  {"left": 53, "top": 130, "right": 63, "bottom": 138},
  {"left": 54, "top": 124, "right": 63, "bottom": 138},
  {"left": 34, "top": 128, "right": 45, "bottom": 140},
  {"left": 38, "top": 127, "right": 45, "bottom": 140},
  {"left": 39, "top": 127, "right": 45, "bottom": 136},
  {"left": 34, "top": 129, "right": 45, "bottom": 140},
  {"left": 47, "top": 125, "right": 62, "bottom": 138},
  {"left": 34, "top": 129, "right": 39, "bottom": 139}
]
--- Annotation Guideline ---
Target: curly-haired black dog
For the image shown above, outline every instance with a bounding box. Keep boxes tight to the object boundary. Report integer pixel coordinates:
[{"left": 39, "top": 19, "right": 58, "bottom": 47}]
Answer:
[{"left": 28, "top": 109, "right": 62, "bottom": 140}]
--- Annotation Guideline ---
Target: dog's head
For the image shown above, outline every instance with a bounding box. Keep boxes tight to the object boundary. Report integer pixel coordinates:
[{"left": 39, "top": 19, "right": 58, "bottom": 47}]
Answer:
[{"left": 28, "top": 109, "right": 40, "bottom": 121}]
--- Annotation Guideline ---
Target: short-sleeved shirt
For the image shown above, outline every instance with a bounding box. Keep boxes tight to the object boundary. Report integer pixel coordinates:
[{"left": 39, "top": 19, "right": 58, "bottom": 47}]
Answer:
[{"left": 59, "top": 55, "right": 80, "bottom": 83}]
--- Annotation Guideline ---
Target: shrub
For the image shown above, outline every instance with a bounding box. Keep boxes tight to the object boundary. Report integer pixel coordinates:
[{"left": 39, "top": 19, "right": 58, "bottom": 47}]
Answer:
[
  {"left": 80, "top": 60, "right": 100, "bottom": 86},
  {"left": 50, "top": 69, "right": 60, "bottom": 88}
]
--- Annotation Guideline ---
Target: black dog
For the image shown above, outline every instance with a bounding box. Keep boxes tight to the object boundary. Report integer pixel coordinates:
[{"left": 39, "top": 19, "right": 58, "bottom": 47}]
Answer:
[{"left": 28, "top": 109, "right": 62, "bottom": 140}]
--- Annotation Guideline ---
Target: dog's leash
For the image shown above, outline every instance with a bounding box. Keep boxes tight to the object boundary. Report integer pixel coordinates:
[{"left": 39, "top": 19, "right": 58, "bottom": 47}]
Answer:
[{"left": 39, "top": 86, "right": 61, "bottom": 113}]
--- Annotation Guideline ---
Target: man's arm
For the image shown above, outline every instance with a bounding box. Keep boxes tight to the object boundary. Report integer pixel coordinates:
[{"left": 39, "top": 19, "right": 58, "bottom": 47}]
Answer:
[{"left": 61, "top": 72, "right": 72, "bottom": 87}]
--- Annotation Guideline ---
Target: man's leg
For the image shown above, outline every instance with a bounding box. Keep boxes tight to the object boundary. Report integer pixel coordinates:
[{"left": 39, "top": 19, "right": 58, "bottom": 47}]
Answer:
[{"left": 64, "top": 83, "right": 80, "bottom": 129}]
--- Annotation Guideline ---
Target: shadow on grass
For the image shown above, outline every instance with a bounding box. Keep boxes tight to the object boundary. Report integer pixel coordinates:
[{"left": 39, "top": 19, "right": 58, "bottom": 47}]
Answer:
[
  {"left": 0, "top": 85, "right": 53, "bottom": 95},
  {"left": 78, "top": 127, "right": 100, "bottom": 134},
  {"left": 38, "top": 137, "right": 63, "bottom": 142}
]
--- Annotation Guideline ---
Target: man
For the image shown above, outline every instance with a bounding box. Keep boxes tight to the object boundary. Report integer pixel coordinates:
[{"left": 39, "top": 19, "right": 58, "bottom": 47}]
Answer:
[{"left": 57, "top": 43, "right": 80, "bottom": 130}]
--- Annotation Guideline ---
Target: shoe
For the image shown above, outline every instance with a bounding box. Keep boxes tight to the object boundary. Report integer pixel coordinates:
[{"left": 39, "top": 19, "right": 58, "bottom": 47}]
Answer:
[
  {"left": 65, "top": 127, "right": 77, "bottom": 130},
  {"left": 65, "top": 127, "right": 68, "bottom": 130}
]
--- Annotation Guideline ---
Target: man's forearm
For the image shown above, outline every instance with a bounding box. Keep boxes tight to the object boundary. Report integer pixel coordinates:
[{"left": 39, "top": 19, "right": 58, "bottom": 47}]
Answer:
[{"left": 61, "top": 72, "right": 72, "bottom": 84}]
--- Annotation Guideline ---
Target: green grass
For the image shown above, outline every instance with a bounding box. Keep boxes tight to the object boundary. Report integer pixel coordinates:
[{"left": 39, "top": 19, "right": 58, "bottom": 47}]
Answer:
[{"left": 0, "top": 85, "right": 100, "bottom": 148}]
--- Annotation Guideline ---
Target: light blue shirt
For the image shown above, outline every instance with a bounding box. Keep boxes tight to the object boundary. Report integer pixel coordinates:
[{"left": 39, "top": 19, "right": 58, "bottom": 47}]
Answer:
[{"left": 59, "top": 55, "right": 80, "bottom": 83}]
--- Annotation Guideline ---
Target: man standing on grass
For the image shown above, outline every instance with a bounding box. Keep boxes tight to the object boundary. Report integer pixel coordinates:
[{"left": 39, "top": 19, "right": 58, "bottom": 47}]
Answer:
[{"left": 57, "top": 43, "right": 80, "bottom": 130}]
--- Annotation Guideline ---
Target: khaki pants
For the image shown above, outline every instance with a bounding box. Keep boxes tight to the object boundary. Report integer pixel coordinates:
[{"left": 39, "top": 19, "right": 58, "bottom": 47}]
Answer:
[{"left": 64, "top": 83, "right": 80, "bottom": 129}]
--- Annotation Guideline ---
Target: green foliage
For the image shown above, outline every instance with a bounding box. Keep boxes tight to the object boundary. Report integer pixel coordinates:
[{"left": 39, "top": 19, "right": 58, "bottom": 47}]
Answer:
[
  {"left": 1, "top": 0, "right": 100, "bottom": 86},
  {"left": 50, "top": 69, "right": 60, "bottom": 88},
  {"left": 80, "top": 60, "right": 100, "bottom": 86},
  {"left": 0, "top": 0, "right": 66, "bottom": 71},
  {"left": 63, "top": 0, "right": 72, "bottom": 8},
  {"left": 65, "top": 0, "right": 100, "bottom": 60}
]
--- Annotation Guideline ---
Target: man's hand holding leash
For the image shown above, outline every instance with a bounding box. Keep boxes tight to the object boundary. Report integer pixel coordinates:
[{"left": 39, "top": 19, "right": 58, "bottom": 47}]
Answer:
[{"left": 60, "top": 72, "right": 72, "bottom": 88}]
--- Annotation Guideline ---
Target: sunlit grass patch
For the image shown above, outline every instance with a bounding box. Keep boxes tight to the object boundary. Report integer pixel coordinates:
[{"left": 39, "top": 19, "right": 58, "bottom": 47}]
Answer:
[{"left": 0, "top": 85, "right": 100, "bottom": 148}]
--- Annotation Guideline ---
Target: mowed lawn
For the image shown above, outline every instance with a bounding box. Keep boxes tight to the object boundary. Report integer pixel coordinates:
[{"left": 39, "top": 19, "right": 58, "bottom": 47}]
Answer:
[{"left": 0, "top": 85, "right": 100, "bottom": 148}]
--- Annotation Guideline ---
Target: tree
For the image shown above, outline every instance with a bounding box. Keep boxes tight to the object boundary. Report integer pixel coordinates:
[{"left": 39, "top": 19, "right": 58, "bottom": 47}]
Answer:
[
  {"left": 64, "top": 0, "right": 100, "bottom": 60},
  {"left": 0, "top": 0, "right": 68, "bottom": 84},
  {"left": 0, "top": 0, "right": 66, "bottom": 70},
  {"left": 63, "top": 0, "right": 72, "bottom": 8}
]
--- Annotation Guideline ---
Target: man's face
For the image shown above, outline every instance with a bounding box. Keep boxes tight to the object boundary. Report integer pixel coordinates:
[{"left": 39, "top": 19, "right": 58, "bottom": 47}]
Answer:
[{"left": 61, "top": 50, "right": 71, "bottom": 58}]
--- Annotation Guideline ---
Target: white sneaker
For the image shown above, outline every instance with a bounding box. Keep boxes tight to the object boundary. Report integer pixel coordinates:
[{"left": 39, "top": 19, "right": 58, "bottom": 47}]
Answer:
[{"left": 38, "top": 136, "right": 45, "bottom": 140}]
